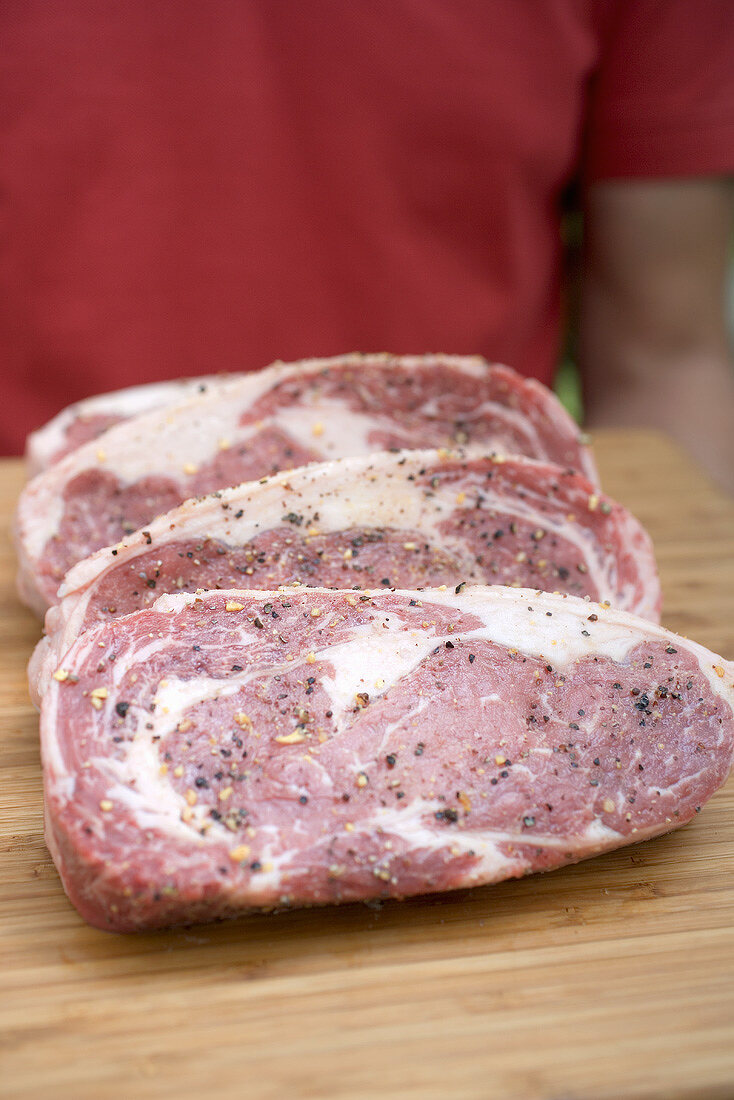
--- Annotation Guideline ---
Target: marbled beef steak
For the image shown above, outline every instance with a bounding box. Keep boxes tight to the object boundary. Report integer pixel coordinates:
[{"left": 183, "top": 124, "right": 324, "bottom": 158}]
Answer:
[
  {"left": 30, "top": 448, "right": 659, "bottom": 706},
  {"left": 42, "top": 586, "right": 733, "bottom": 932},
  {"left": 16, "top": 354, "right": 597, "bottom": 616}
]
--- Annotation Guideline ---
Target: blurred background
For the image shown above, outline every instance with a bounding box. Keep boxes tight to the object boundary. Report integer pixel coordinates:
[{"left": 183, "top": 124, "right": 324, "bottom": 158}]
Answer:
[
  {"left": 2, "top": 1, "right": 733, "bottom": 486},
  {"left": 554, "top": 211, "right": 734, "bottom": 425}
]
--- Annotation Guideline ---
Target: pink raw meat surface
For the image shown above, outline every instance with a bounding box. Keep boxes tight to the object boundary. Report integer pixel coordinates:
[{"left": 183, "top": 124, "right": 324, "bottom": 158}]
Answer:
[
  {"left": 15, "top": 354, "right": 597, "bottom": 616},
  {"left": 31, "top": 449, "right": 659, "bottom": 706},
  {"left": 42, "top": 586, "right": 734, "bottom": 933}
]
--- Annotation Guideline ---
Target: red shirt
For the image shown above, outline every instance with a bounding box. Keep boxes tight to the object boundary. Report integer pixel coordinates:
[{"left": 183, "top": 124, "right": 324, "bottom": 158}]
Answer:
[{"left": 2, "top": 0, "right": 733, "bottom": 454}]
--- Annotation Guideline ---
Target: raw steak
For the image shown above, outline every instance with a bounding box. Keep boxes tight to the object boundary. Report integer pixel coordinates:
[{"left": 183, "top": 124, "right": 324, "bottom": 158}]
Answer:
[
  {"left": 26, "top": 376, "right": 238, "bottom": 476},
  {"left": 30, "top": 449, "right": 659, "bottom": 706},
  {"left": 15, "top": 354, "right": 598, "bottom": 616},
  {"left": 42, "top": 585, "right": 734, "bottom": 932}
]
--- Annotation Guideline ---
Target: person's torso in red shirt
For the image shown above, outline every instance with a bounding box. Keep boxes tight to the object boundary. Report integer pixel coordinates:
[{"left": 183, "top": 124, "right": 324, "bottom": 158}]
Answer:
[{"left": 2, "top": 0, "right": 608, "bottom": 452}]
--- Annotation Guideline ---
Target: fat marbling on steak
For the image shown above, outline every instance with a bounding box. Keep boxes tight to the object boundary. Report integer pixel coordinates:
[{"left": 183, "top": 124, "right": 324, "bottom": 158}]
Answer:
[
  {"left": 25, "top": 376, "right": 240, "bottom": 476},
  {"left": 42, "top": 586, "right": 734, "bottom": 932},
  {"left": 30, "top": 448, "right": 659, "bottom": 706},
  {"left": 15, "top": 354, "right": 598, "bottom": 616}
]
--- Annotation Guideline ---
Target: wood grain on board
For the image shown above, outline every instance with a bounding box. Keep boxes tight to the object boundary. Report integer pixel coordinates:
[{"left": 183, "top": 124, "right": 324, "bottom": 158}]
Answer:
[{"left": 1, "top": 430, "right": 733, "bottom": 1100}]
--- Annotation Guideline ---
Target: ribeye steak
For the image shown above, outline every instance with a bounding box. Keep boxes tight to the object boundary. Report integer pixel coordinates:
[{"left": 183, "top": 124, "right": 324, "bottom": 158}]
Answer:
[
  {"left": 16, "top": 354, "right": 597, "bottom": 615},
  {"left": 42, "top": 586, "right": 733, "bottom": 932},
  {"left": 30, "top": 448, "right": 659, "bottom": 706}
]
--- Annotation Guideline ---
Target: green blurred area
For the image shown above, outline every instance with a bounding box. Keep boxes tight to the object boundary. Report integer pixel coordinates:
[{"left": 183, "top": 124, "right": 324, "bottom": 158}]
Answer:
[
  {"left": 553, "top": 358, "right": 583, "bottom": 424},
  {"left": 553, "top": 207, "right": 584, "bottom": 424}
]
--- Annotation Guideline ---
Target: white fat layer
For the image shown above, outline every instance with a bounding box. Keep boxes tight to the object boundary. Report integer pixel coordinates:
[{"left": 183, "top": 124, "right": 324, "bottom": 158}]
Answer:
[
  {"left": 263, "top": 402, "right": 397, "bottom": 458},
  {"left": 95, "top": 383, "right": 255, "bottom": 484},
  {"left": 424, "top": 587, "right": 653, "bottom": 663},
  {"left": 27, "top": 376, "right": 236, "bottom": 472},
  {"left": 319, "top": 613, "right": 441, "bottom": 726},
  {"left": 460, "top": 609, "right": 637, "bottom": 666},
  {"left": 36, "top": 591, "right": 97, "bottom": 696},
  {"left": 367, "top": 799, "right": 511, "bottom": 882},
  {"left": 151, "top": 673, "right": 246, "bottom": 717},
  {"left": 39, "top": 701, "right": 67, "bottom": 790},
  {"left": 42, "top": 635, "right": 202, "bottom": 818},
  {"left": 19, "top": 492, "right": 66, "bottom": 565},
  {"left": 102, "top": 735, "right": 203, "bottom": 842}
]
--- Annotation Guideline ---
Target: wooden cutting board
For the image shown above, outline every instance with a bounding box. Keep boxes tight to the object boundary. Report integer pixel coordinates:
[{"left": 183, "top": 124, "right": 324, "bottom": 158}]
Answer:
[{"left": 2, "top": 430, "right": 733, "bottom": 1100}]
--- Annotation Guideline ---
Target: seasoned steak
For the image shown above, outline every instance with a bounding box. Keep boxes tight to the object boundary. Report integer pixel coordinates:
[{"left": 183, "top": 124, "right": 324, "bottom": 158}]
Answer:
[
  {"left": 31, "top": 448, "right": 658, "bottom": 706},
  {"left": 42, "top": 586, "right": 733, "bottom": 932},
  {"left": 16, "top": 354, "right": 597, "bottom": 615}
]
